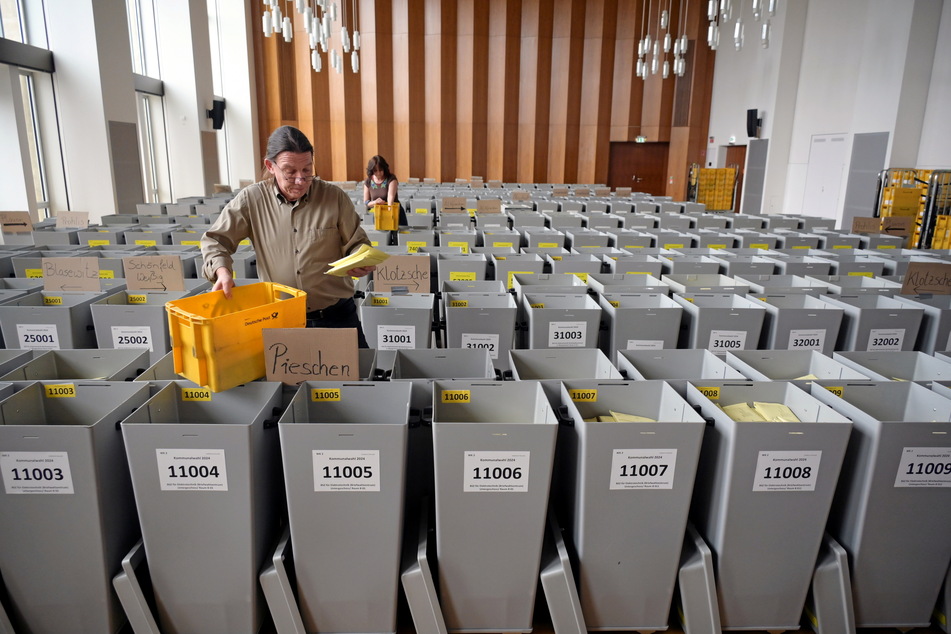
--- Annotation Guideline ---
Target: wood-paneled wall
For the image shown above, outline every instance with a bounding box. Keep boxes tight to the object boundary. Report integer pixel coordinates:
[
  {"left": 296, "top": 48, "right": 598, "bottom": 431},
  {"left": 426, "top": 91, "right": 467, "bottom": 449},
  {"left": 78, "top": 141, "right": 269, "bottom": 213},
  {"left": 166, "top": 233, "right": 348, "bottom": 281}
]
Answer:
[{"left": 253, "top": 0, "right": 714, "bottom": 198}]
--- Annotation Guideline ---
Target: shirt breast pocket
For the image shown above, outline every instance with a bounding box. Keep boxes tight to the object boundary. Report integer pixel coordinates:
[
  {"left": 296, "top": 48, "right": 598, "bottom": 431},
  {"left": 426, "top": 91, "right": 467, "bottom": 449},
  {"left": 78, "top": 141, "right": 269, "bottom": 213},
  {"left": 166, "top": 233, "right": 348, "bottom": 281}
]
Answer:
[{"left": 304, "top": 227, "right": 342, "bottom": 262}]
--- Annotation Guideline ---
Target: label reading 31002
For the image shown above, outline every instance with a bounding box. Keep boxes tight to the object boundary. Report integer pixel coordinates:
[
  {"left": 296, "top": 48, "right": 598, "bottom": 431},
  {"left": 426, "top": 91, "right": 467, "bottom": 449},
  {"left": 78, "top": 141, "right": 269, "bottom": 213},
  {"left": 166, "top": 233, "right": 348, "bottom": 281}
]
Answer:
[{"left": 156, "top": 449, "right": 228, "bottom": 492}]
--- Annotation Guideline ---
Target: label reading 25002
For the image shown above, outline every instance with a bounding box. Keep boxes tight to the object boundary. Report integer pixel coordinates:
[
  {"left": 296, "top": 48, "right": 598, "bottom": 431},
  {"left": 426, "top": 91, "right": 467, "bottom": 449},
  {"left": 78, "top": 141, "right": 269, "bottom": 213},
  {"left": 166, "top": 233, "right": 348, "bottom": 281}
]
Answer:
[
  {"left": 156, "top": 449, "right": 228, "bottom": 492},
  {"left": 464, "top": 451, "right": 530, "bottom": 492},
  {"left": 112, "top": 326, "right": 154, "bottom": 351}
]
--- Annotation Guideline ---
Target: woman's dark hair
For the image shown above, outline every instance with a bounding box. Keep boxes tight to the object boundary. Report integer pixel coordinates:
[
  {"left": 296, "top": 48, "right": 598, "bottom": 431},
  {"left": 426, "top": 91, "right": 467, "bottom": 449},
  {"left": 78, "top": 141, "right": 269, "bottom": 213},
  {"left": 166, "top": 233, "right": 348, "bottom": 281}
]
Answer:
[{"left": 365, "top": 155, "right": 394, "bottom": 184}]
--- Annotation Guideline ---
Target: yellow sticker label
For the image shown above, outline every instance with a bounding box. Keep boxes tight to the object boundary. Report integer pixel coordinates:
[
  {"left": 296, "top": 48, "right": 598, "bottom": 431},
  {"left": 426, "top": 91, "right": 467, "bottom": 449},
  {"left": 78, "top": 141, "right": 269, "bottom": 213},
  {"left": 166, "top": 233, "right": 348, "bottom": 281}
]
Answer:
[
  {"left": 538, "top": 242, "right": 559, "bottom": 248},
  {"left": 98, "top": 270, "right": 115, "bottom": 279},
  {"left": 239, "top": 239, "right": 251, "bottom": 246},
  {"left": 569, "top": 389, "right": 598, "bottom": 402},
  {"left": 833, "top": 244, "right": 853, "bottom": 249},
  {"left": 696, "top": 386, "right": 720, "bottom": 400},
  {"left": 407, "top": 240, "right": 426, "bottom": 253},
  {"left": 448, "top": 241, "right": 470, "bottom": 254},
  {"left": 449, "top": 300, "right": 468, "bottom": 307},
  {"left": 683, "top": 297, "right": 695, "bottom": 303},
  {"left": 415, "top": 207, "right": 429, "bottom": 214},
  {"left": 45, "top": 383, "right": 76, "bottom": 398},
  {"left": 494, "top": 241, "right": 514, "bottom": 248},
  {"left": 370, "top": 241, "right": 379, "bottom": 247},
  {"left": 631, "top": 271, "right": 651, "bottom": 275},
  {"left": 43, "top": 296, "right": 63, "bottom": 305},
  {"left": 568, "top": 272, "right": 589, "bottom": 283},
  {"left": 610, "top": 300, "right": 620, "bottom": 307},
  {"left": 441, "top": 389, "right": 471, "bottom": 403},
  {"left": 708, "top": 244, "right": 727, "bottom": 249},
  {"left": 371, "top": 296, "right": 390, "bottom": 306},
  {"left": 825, "top": 386, "right": 844, "bottom": 397},
  {"left": 506, "top": 271, "right": 533, "bottom": 289},
  {"left": 128, "top": 294, "right": 147, "bottom": 304},
  {"left": 467, "top": 209, "right": 477, "bottom": 217},
  {"left": 450, "top": 271, "right": 477, "bottom": 281},
  {"left": 530, "top": 302, "right": 545, "bottom": 309},
  {"left": 664, "top": 243, "right": 685, "bottom": 249},
  {"left": 135, "top": 239, "right": 157, "bottom": 247},
  {"left": 848, "top": 271, "right": 874, "bottom": 277},
  {"left": 624, "top": 245, "right": 644, "bottom": 248},
  {"left": 88, "top": 239, "right": 111, "bottom": 246},
  {"left": 495, "top": 256, "right": 507, "bottom": 260},
  {"left": 793, "top": 245, "right": 811, "bottom": 249},
  {"left": 25, "top": 268, "right": 43, "bottom": 278},
  {"left": 550, "top": 255, "right": 563, "bottom": 261},
  {"left": 181, "top": 388, "right": 212, "bottom": 401},
  {"left": 749, "top": 243, "right": 768, "bottom": 249},
  {"left": 181, "top": 240, "right": 200, "bottom": 246},
  {"left": 311, "top": 388, "right": 342, "bottom": 402},
  {"left": 876, "top": 245, "right": 896, "bottom": 249}
]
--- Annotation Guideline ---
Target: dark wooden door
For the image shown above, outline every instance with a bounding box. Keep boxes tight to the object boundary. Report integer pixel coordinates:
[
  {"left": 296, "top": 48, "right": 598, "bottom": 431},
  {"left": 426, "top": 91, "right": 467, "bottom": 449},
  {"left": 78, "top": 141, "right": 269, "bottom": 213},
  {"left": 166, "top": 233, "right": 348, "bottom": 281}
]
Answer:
[
  {"left": 725, "top": 144, "right": 747, "bottom": 213},
  {"left": 608, "top": 142, "right": 669, "bottom": 196}
]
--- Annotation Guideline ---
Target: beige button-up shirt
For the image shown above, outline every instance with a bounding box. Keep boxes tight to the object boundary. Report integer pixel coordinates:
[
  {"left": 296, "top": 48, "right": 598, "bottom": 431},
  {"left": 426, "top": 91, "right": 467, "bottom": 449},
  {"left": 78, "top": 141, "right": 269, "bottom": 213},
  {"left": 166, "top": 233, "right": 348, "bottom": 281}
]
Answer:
[{"left": 200, "top": 178, "right": 370, "bottom": 312}]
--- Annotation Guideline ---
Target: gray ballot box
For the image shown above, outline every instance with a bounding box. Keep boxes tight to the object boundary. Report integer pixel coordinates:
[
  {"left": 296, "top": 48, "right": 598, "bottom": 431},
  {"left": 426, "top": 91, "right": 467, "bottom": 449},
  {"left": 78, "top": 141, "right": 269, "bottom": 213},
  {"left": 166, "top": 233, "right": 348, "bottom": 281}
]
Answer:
[
  {"left": 599, "top": 293, "right": 683, "bottom": 362},
  {"left": 507, "top": 349, "right": 622, "bottom": 383},
  {"left": 490, "top": 253, "right": 545, "bottom": 290},
  {"left": 685, "top": 380, "right": 853, "bottom": 630},
  {"left": 436, "top": 253, "right": 489, "bottom": 289},
  {"left": 443, "top": 292, "right": 517, "bottom": 371},
  {"left": 0, "top": 349, "right": 149, "bottom": 382},
  {"left": 120, "top": 381, "right": 284, "bottom": 634},
  {"left": 748, "top": 293, "right": 845, "bottom": 355},
  {"left": 615, "top": 348, "right": 748, "bottom": 397},
  {"left": 832, "top": 350, "right": 951, "bottom": 384},
  {"left": 359, "top": 292, "right": 435, "bottom": 350},
  {"left": 0, "top": 381, "right": 151, "bottom": 633},
  {"left": 734, "top": 273, "right": 829, "bottom": 296},
  {"left": 602, "top": 253, "right": 665, "bottom": 276},
  {"left": 588, "top": 272, "right": 669, "bottom": 295},
  {"left": 662, "top": 273, "right": 749, "bottom": 295},
  {"left": 712, "top": 254, "right": 778, "bottom": 277},
  {"left": 770, "top": 255, "right": 835, "bottom": 277},
  {"left": 555, "top": 380, "right": 706, "bottom": 630},
  {"left": 432, "top": 380, "right": 558, "bottom": 633},
  {"left": 0, "top": 350, "right": 32, "bottom": 376},
  {"left": 722, "top": 350, "right": 873, "bottom": 384},
  {"left": 523, "top": 293, "right": 602, "bottom": 350},
  {"left": 673, "top": 293, "right": 766, "bottom": 352},
  {"left": 276, "top": 381, "right": 411, "bottom": 633},
  {"left": 0, "top": 290, "right": 106, "bottom": 349},
  {"left": 894, "top": 294, "right": 951, "bottom": 354},
  {"left": 811, "top": 380, "right": 951, "bottom": 628},
  {"left": 819, "top": 294, "right": 923, "bottom": 352}
]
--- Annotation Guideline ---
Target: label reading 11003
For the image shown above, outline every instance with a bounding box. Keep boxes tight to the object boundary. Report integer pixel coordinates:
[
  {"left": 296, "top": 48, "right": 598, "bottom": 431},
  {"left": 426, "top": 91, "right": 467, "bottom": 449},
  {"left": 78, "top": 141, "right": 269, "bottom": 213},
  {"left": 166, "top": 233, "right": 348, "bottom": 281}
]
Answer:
[
  {"left": 464, "top": 451, "right": 530, "bottom": 492},
  {"left": 1, "top": 452, "right": 74, "bottom": 495},
  {"left": 894, "top": 447, "right": 951, "bottom": 488},
  {"left": 610, "top": 449, "right": 677, "bottom": 490},
  {"left": 313, "top": 450, "right": 381, "bottom": 491},
  {"left": 156, "top": 449, "right": 228, "bottom": 491}
]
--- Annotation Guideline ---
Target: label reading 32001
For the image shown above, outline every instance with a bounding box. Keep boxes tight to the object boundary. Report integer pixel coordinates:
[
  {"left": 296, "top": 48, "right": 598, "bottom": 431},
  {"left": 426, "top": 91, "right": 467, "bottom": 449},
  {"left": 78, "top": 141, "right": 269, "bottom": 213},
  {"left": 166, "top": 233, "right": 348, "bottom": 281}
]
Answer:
[{"left": 156, "top": 449, "right": 228, "bottom": 492}]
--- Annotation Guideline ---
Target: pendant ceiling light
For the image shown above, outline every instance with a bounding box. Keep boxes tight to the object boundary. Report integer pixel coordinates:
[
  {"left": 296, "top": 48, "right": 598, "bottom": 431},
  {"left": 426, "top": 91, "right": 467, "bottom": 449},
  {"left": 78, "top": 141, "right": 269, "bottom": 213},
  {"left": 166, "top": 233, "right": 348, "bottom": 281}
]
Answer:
[{"left": 260, "top": 0, "right": 360, "bottom": 73}]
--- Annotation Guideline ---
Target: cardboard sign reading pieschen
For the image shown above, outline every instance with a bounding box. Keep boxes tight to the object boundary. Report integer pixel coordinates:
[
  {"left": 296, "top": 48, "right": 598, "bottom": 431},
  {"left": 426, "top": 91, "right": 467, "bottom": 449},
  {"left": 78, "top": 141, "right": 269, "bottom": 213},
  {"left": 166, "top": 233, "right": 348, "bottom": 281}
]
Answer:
[
  {"left": 42, "top": 257, "right": 101, "bottom": 292},
  {"left": 901, "top": 261, "right": 951, "bottom": 295},
  {"left": 122, "top": 255, "right": 186, "bottom": 291},
  {"left": 372, "top": 254, "right": 430, "bottom": 293},
  {"left": 263, "top": 327, "right": 359, "bottom": 385}
]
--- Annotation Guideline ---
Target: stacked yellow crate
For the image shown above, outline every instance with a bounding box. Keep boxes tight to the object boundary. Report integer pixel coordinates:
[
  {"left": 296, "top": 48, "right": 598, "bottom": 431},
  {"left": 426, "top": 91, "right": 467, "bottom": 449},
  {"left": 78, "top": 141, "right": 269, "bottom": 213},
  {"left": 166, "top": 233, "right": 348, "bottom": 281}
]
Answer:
[{"left": 695, "top": 168, "right": 737, "bottom": 211}]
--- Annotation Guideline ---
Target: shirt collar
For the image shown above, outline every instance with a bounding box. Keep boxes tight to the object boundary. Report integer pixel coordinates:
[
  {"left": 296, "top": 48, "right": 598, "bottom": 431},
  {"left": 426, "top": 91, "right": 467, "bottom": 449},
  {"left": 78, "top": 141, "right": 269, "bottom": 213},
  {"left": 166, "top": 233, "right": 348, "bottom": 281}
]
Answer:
[{"left": 271, "top": 180, "right": 311, "bottom": 206}]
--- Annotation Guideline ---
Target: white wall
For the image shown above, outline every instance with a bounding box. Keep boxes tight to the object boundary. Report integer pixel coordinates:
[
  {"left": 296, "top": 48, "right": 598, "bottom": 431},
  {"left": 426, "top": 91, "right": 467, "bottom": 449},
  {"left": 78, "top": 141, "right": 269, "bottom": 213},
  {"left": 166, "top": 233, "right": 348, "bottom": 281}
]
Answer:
[{"left": 918, "top": 0, "right": 951, "bottom": 169}]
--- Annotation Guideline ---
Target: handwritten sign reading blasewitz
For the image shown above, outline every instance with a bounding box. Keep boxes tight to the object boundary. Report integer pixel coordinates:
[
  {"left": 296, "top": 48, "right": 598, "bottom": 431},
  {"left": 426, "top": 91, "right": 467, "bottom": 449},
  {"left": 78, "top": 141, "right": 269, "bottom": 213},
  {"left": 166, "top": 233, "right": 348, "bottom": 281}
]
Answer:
[
  {"left": 122, "top": 256, "right": 186, "bottom": 291},
  {"left": 263, "top": 327, "right": 359, "bottom": 385},
  {"left": 901, "top": 261, "right": 951, "bottom": 295},
  {"left": 372, "top": 254, "right": 430, "bottom": 293},
  {"left": 42, "top": 257, "right": 101, "bottom": 292}
]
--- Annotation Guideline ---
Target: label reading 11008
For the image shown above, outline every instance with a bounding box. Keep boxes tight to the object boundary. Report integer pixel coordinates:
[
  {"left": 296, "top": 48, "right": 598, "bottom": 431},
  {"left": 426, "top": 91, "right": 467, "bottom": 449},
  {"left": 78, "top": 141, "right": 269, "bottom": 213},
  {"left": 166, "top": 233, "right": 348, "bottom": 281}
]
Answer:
[
  {"left": 1, "top": 452, "right": 74, "bottom": 495},
  {"left": 894, "top": 447, "right": 951, "bottom": 488},
  {"left": 313, "top": 450, "right": 381, "bottom": 491},
  {"left": 752, "top": 450, "right": 822, "bottom": 492},
  {"left": 610, "top": 449, "right": 677, "bottom": 490},
  {"left": 156, "top": 449, "right": 228, "bottom": 491},
  {"left": 464, "top": 451, "right": 530, "bottom": 492}
]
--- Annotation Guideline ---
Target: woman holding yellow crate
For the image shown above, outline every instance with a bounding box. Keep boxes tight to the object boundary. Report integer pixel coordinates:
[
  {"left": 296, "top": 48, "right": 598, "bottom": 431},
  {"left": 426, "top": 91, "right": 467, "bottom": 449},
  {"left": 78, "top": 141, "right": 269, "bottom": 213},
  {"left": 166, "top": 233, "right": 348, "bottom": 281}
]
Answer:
[{"left": 363, "top": 155, "right": 406, "bottom": 228}]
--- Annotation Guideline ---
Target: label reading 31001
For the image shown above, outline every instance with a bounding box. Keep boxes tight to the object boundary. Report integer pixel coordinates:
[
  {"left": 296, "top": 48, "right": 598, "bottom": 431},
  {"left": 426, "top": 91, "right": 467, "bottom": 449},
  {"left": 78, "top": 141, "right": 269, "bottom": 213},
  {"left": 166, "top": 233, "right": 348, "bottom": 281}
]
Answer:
[{"left": 156, "top": 449, "right": 228, "bottom": 492}]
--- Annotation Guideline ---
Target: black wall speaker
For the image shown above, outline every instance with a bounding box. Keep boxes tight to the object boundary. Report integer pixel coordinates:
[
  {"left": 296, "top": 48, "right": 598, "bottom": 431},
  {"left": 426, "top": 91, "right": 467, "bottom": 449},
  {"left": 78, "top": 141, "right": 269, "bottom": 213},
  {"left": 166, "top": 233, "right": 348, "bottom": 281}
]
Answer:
[
  {"left": 207, "top": 98, "right": 226, "bottom": 130},
  {"left": 746, "top": 108, "right": 760, "bottom": 137}
]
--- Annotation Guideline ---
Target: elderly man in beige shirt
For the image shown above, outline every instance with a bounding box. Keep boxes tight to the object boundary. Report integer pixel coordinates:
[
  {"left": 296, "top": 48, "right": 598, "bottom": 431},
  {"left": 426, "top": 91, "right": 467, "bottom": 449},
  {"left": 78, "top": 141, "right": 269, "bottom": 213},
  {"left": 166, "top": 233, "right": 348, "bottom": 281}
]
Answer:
[{"left": 200, "top": 125, "right": 375, "bottom": 347}]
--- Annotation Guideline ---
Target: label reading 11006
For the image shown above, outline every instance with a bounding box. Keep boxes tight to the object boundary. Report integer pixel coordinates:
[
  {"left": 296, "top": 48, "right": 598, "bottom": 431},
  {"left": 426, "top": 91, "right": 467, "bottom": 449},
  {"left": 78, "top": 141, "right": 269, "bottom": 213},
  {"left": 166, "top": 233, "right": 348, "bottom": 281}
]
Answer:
[
  {"left": 313, "top": 450, "right": 381, "bottom": 491},
  {"left": 464, "top": 451, "right": 530, "bottom": 492},
  {"left": 156, "top": 449, "right": 228, "bottom": 491},
  {"left": 1, "top": 452, "right": 74, "bottom": 494},
  {"left": 610, "top": 449, "right": 677, "bottom": 490}
]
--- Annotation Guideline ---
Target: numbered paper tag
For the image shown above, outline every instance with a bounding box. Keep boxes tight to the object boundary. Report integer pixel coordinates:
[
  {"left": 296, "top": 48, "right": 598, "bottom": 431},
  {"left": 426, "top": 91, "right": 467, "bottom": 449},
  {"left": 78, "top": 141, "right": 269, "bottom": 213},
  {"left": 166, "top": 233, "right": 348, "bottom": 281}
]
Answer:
[
  {"left": 626, "top": 339, "right": 664, "bottom": 350},
  {"left": 461, "top": 333, "right": 499, "bottom": 359},
  {"left": 752, "top": 450, "right": 822, "bottom": 492},
  {"left": 709, "top": 329, "right": 747, "bottom": 351},
  {"left": 378, "top": 325, "right": 415, "bottom": 350},
  {"left": 313, "top": 450, "right": 381, "bottom": 492},
  {"left": 549, "top": 321, "right": 587, "bottom": 347},
  {"left": 156, "top": 449, "right": 228, "bottom": 492},
  {"left": 894, "top": 447, "right": 951, "bottom": 488},
  {"left": 1, "top": 452, "right": 74, "bottom": 495},
  {"left": 112, "top": 325, "right": 154, "bottom": 351},
  {"left": 788, "top": 329, "right": 826, "bottom": 351},
  {"left": 464, "top": 451, "right": 530, "bottom": 492},
  {"left": 17, "top": 324, "right": 60, "bottom": 350},
  {"left": 610, "top": 448, "right": 677, "bottom": 490},
  {"left": 867, "top": 329, "right": 904, "bottom": 351}
]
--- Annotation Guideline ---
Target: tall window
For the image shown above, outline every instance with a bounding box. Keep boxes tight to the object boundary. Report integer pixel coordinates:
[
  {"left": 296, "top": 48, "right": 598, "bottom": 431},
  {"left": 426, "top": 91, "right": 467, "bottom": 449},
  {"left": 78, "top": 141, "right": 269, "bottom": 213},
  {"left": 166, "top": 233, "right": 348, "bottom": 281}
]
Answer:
[
  {"left": 0, "top": 0, "right": 24, "bottom": 42},
  {"left": 136, "top": 91, "right": 171, "bottom": 203},
  {"left": 18, "top": 72, "right": 47, "bottom": 213},
  {"left": 126, "top": 0, "right": 159, "bottom": 77}
]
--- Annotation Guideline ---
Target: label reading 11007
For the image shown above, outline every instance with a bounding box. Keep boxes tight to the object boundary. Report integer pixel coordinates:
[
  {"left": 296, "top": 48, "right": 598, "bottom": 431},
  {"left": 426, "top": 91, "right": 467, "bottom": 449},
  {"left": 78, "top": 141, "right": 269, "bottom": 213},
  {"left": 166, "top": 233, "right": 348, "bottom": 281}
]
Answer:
[
  {"left": 1, "top": 452, "right": 74, "bottom": 495},
  {"left": 313, "top": 450, "right": 381, "bottom": 491},
  {"left": 156, "top": 449, "right": 228, "bottom": 491},
  {"left": 464, "top": 451, "right": 530, "bottom": 492},
  {"left": 610, "top": 449, "right": 677, "bottom": 490}
]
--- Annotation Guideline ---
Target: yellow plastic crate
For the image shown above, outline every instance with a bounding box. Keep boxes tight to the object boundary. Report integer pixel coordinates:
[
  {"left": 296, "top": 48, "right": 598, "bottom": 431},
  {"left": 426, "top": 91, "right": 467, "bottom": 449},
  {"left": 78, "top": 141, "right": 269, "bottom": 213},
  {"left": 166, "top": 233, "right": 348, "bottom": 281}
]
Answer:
[{"left": 166, "top": 282, "right": 307, "bottom": 392}]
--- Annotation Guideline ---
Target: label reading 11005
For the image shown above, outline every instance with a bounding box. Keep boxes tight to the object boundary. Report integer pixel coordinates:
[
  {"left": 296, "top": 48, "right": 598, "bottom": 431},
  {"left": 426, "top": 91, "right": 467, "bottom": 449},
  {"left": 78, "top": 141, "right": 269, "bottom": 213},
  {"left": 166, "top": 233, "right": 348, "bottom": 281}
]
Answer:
[
  {"left": 610, "top": 449, "right": 677, "bottom": 490},
  {"left": 156, "top": 449, "right": 228, "bottom": 492},
  {"left": 464, "top": 451, "right": 530, "bottom": 492},
  {"left": 313, "top": 450, "right": 381, "bottom": 491},
  {"left": 1, "top": 452, "right": 74, "bottom": 494}
]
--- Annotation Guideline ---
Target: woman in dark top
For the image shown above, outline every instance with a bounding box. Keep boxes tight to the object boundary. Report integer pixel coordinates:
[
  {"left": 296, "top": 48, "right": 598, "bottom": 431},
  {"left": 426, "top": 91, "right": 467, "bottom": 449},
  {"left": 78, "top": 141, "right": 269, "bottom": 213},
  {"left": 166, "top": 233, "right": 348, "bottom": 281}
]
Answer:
[{"left": 363, "top": 155, "right": 399, "bottom": 209}]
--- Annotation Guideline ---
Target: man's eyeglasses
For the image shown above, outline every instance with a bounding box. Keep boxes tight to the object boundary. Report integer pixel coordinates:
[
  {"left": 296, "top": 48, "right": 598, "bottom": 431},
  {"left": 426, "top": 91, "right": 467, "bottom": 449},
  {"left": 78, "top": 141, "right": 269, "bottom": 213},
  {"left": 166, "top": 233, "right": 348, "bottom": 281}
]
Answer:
[{"left": 279, "top": 170, "right": 315, "bottom": 184}]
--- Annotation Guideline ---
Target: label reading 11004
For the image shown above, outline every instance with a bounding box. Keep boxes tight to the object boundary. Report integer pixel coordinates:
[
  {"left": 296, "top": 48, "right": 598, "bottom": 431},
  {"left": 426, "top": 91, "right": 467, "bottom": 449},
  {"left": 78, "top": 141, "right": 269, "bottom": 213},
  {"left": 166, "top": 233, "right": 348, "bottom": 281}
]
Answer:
[
  {"left": 313, "top": 450, "right": 381, "bottom": 491},
  {"left": 610, "top": 449, "right": 677, "bottom": 490},
  {"left": 464, "top": 451, "right": 530, "bottom": 492},
  {"left": 894, "top": 447, "right": 951, "bottom": 488},
  {"left": 1, "top": 452, "right": 74, "bottom": 494},
  {"left": 156, "top": 449, "right": 228, "bottom": 491}
]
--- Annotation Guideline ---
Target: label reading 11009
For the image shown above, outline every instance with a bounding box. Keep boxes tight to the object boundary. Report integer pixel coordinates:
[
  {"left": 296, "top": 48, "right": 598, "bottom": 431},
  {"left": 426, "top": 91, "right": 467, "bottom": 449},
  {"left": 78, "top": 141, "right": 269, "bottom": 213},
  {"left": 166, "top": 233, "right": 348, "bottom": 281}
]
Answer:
[
  {"left": 313, "top": 450, "right": 381, "bottom": 491},
  {"left": 894, "top": 447, "right": 951, "bottom": 488},
  {"left": 1, "top": 452, "right": 74, "bottom": 495},
  {"left": 464, "top": 451, "right": 530, "bottom": 492},
  {"left": 156, "top": 449, "right": 228, "bottom": 492}
]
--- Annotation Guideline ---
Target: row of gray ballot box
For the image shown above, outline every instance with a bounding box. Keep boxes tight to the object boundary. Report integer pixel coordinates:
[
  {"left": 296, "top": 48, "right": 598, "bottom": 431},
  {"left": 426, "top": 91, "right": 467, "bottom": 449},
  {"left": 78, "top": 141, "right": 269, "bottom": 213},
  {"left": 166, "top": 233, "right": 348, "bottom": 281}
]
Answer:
[{"left": 0, "top": 346, "right": 950, "bottom": 634}]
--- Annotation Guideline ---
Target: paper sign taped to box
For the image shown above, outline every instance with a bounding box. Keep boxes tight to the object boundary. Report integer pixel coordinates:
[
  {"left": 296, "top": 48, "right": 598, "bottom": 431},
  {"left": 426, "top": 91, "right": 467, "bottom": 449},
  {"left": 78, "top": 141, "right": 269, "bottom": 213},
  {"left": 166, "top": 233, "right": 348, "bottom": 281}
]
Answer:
[{"left": 42, "top": 257, "right": 101, "bottom": 292}]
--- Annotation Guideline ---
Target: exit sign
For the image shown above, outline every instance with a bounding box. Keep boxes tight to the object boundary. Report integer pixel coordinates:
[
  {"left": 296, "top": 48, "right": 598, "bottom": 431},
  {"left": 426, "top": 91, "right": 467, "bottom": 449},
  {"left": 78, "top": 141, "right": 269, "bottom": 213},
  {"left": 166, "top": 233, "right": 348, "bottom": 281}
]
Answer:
[{"left": 635, "top": 136, "right": 647, "bottom": 143}]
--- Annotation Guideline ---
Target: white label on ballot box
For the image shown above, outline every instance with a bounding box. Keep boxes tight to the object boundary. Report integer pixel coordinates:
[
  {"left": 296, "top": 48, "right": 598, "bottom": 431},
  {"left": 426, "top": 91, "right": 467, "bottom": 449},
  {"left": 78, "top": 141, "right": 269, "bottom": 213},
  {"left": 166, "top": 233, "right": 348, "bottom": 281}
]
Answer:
[
  {"left": 313, "top": 449, "right": 381, "bottom": 492},
  {"left": 464, "top": 451, "right": 530, "bottom": 492},
  {"left": 626, "top": 339, "right": 664, "bottom": 350},
  {"left": 156, "top": 449, "right": 229, "bottom": 492},
  {"left": 461, "top": 333, "right": 499, "bottom": 359},
  {"left": 894, "top": 447, "right": 951, "bottom": 488},
  {"left": 610, "top": 448, "right": 677, "bottom": 490},
  {"left": 112, "top": 325, "right": 154, "bottom": 351},
  {"left": 549, "top": 321, "right": 587, "bottom": 347},
  {"left": 867, "top": 328, "right": 904, "bottom": 351},
  {"left": 752, "top": 450, "right": 822, "bottom": 492},
  {"left": 709, "top": 329, "right": 746, "bottom": 351},
  {"left": 788, "top": 328, "right": 826, "bottom": 351},
  {"left": 17, "top": 323, "right": 60, "bottom": 350},
  {"left": 1, "top": 451, "right": 74, "bottom": 495},
  {"left": 377, "top": 325, "right": 415, "bottom": 350}
]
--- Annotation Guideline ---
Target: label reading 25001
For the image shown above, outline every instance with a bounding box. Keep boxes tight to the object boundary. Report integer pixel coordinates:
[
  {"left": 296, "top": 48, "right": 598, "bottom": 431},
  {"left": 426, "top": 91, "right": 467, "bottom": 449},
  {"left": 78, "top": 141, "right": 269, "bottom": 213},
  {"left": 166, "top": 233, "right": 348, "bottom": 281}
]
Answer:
[
  {"left": 1, "top": 452, "right": 74, "bottom": 495},
  {"left": 313, "top": 450, "right": 381, "bottom": 491},
  {"left": 464, "top": 451, "right": 530, "bottom": 492},
  {"left": 156, "top": 449, "right": 228, "bottom": 492},
  {"left": 17, "top": 324, "right": 60, "bottom": 350}
]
